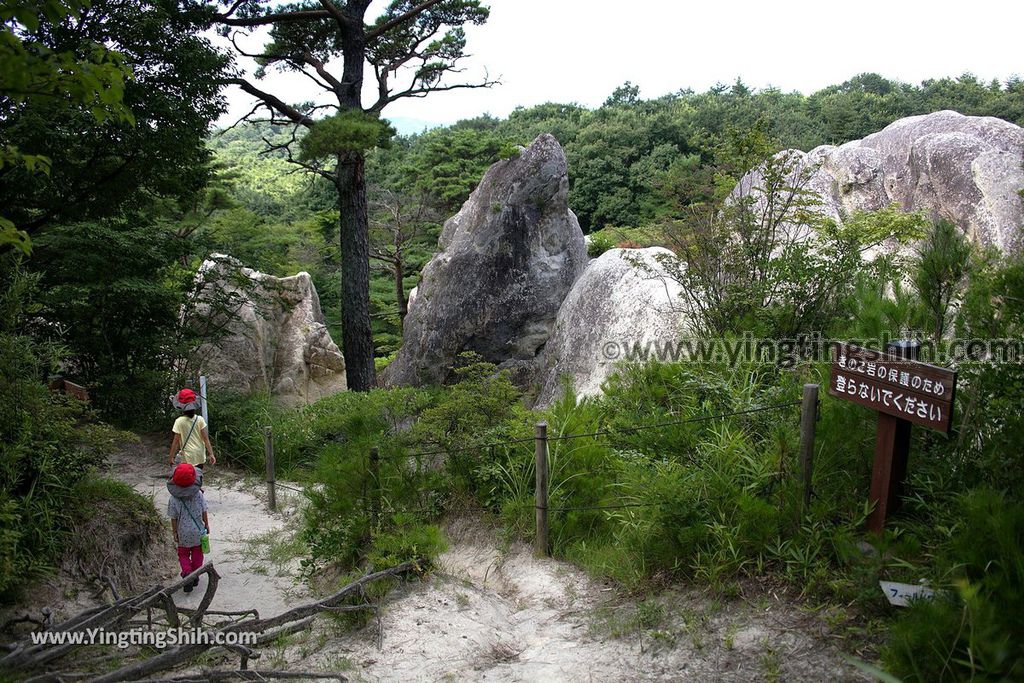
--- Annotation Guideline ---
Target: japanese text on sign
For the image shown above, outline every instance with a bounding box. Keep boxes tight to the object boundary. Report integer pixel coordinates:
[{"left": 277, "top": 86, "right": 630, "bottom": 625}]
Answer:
[{"left": 829, "top": 343, "right": 957, "bottom": 434}]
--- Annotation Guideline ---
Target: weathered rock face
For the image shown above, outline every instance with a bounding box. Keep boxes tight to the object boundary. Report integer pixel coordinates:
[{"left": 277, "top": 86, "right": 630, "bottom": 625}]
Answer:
[
  {"left": 191, "top": 254, "right": 346, "bottom": 407},
  {"left": 533, "top": 248, "right": 692, "bottom": 407},
  {"left": 738, "top": 111, "right": 1024, "bottom": 254},
  {"left": 385, "top": 134, "right": 588, "bottom": 386},
  {"left": 406, "top": 286, "right": 418, "bottom": 314}
]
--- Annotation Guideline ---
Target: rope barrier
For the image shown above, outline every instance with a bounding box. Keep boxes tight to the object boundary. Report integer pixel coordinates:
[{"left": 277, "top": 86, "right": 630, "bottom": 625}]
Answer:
[
  {"left": 546, "top": 400, "right": 802, "bottom": 442},
  {"left": 372, "top": 436, "right": 536, "bottom": 461},
  {"left": 205, "top": 396, "right": 802, "bottom": 524},
  {"left": 547, "top": 501, "right": 668, "bottom": 512},
  {"left": 373, "top": 399, "right": 802, "bottom": 459}
]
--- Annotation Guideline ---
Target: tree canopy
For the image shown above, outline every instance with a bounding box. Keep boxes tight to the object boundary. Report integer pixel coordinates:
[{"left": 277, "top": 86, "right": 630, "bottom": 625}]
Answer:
[
  {"left": 0, "top": 0, "right": 229, "bottom": 239},
  {"left": 364, "top": 73, "right": 1023, "bottom": 232}
]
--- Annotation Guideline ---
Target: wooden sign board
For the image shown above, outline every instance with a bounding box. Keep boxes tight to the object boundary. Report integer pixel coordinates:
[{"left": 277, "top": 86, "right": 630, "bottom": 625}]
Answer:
[
  {"left": 829, "top": 343, "right": 957, "bottom": 434},
  {"left": 48, "top": 377, "right": 90, "bottom": 403}
]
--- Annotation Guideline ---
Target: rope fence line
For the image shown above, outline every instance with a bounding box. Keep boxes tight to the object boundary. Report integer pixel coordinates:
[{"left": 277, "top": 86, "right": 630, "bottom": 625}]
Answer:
[
  {"left": 238, "top": 386, "right": 819, "bottom": 555},
  {"left": 332, "top": 400, "right": 807, "bottom": 528},
  {"left": 226, "top": 456, "right": 308, "bottom": 496},
  {"left": 378, "top": 503, "right": 493, "bottom": 516},
  {"left": 371, "top": 400, "right": 804, "bottom": 462},
  {"left": 378, "top": 501, "right": 659, "bottom": 515},
  {"left": 370, "top": 436, "right": 535, "bottom": 462},
  {"left": 545, "top": 401, "right": 803, "bottom": 442},
  {"left": 547, "top": 501, "right": 669, "bottom": 512}
]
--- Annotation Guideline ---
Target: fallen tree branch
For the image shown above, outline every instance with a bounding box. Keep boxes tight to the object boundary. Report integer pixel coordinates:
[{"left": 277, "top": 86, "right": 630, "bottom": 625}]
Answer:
[
  {"left": 178, "top": 608, "right": 259, "bottom": 620},
  {"left": 123, "top": 670, "right": 348, "bottom": 682},
  {"left": 133, "top": 564, "right": 220, "bottom": 613},
  {"left": 91, "top": 561, "right": 418, "bottom": 683},
  {"left": 3, "top": 564, "right": 220, "bottom": 672},
  {"left": 252, "top": 616, "right": 315, "bottom": 646},
  {"left": 1, "top": 588, "right": 162, "bottom": 670},
  {"left": 234, "top": 561, "right": 416, "bottom": 633},
  {"left": 162, "top": 593, "right": 180, "bottom": 629},
  {"left": 188, "top": 565, "right": 221, "bottom": 627},
  {"left": 0, "top": 613, "right": 46, "bottom": 633}
]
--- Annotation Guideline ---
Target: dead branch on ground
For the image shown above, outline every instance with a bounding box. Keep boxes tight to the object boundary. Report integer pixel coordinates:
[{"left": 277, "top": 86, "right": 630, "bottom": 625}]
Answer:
[{"left": 6, "top": 561, "right": 419, "bottom": 683}]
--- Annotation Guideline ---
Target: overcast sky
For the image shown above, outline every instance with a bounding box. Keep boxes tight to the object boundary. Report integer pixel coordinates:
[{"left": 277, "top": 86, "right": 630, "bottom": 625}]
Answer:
[{"left": 218, "top": 0, "right": 1024, "bottom": 133}]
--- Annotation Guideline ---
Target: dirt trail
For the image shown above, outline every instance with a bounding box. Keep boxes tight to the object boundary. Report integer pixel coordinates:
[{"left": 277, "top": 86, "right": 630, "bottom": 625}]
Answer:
[
  {"left": 107, "top": 440, "right": 867, "bottom": 682},
  {"left": 105, "top": 437, "right": 308, "bottom": 619}
]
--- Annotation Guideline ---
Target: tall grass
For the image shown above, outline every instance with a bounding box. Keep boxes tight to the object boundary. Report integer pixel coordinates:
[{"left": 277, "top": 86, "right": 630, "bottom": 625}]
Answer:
[{"left": 215, "top": 338, "right": 1023, "bottom": 677}]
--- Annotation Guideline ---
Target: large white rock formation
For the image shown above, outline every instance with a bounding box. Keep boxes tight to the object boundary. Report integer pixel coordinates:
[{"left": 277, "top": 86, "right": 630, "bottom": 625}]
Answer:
[
  {"left": 736, "top": 111, "right": 1024, "bottom": 254},
  {"left": 385, "top": 134, "right": 588, "bottom": 386},
  {"left": 190, "top": 254, "right": 346, "bottom": 407},
  {"left": 533, "top": 247, "right": 692, "bottom": 407}
]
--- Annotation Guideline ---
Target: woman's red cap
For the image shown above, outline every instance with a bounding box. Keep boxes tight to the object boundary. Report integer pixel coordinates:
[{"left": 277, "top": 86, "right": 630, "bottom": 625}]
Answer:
[{"left": 172, "top": 463, "right": 196, "bottom": 487}]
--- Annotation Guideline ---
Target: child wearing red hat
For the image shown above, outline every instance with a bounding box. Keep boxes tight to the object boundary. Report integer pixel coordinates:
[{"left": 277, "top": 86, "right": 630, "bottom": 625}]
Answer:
[
  {"left": 167, "top": 463, "right": 209, "bottom": 592},
  {"left": 168, "top": 388, "right": 216, "bottom": 468}
]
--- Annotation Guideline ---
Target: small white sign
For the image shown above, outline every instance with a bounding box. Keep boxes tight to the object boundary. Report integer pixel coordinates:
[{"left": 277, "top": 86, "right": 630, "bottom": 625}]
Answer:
[{"left": 880, "top": 580, "right": 935, "bottom": 607}]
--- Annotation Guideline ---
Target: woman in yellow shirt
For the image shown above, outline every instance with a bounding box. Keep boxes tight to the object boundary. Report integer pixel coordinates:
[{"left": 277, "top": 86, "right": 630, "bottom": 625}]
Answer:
[{"left": 168, "top": 388, "right": 216, "bottom": 468}]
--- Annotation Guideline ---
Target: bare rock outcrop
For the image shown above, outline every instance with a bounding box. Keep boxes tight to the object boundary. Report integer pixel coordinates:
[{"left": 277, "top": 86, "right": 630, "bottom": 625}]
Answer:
[
  {"left": 190, "top": 254, "right": 346, "bottom": 407},
  {"left": 737, "top": 111, "right": 1024, "bottom": 254},
  {"left": 533, "top": 247, "right": 692, "bottom": 407},
  {"left": 385, "top": 134, "right": 588, "bottom": 386}
]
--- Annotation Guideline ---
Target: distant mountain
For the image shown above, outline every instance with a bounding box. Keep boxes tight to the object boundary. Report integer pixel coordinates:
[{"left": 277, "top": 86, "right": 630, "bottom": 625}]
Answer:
[{"left": 385, "top": 116, "right": 444, "bottom": 136}]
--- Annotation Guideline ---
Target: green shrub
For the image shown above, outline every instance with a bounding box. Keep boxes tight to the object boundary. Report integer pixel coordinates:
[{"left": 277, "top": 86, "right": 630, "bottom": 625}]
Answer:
[
  {"left": 519, "top": 361, "right": 811, "bottom": 587},
  {"left": 207, "top": 390, "right": 275, "bottom": 472},
  {"left": 0, "top": 259, "right": 125, "bottom": 600},
  {"left": 947, "top": 255, "right": 1024, "bottom": 495},
  {"left": 883, "top": 490, "right": 1024, "bottom": 681},
  {"left": 297, "top": 387, "right": 438, "bottom": 575},
  {"left": 0, "top": 380, "right": 132, "bottom": 600},
  {"left": 586, "top": 231, "right": 617, "bottom": 258},
  {"left": 365, "top": 514, "right": 447, "bottom": 569}
]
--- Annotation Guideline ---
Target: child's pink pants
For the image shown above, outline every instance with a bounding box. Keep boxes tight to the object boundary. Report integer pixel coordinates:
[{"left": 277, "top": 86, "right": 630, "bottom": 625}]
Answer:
[{"left": 177, "top": 546, "right": 204, "bottom": 577}]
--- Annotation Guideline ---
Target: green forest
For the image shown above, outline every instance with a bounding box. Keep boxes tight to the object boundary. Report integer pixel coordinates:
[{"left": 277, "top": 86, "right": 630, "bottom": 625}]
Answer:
[
  {"left": 2, "top": 1, "right": 1023, "bottom": 681},
  {"left": 209, "top": 73, "right": 1024, "bottom": 358}
]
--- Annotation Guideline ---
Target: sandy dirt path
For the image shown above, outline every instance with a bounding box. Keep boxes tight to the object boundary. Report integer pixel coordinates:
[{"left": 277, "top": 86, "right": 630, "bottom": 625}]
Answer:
[
  {"left": 105, "top": 437, "right": 308, "bottom": 619},
  {"left": 105, "top": 439, "right": 869, "bottom": 682}
]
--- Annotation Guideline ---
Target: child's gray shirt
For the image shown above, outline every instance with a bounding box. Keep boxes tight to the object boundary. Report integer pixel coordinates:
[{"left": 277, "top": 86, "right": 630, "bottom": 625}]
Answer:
[{"left": 167, "top": 491, "right": 207, "bottom": 548}]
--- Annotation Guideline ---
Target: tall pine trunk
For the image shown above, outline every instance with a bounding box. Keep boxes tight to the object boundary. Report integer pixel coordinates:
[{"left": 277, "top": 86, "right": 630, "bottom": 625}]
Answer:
[
  {"left": 336, "top": 152, "right": 376, "bottom": 391},
  {"left": 335, "top": 13, "right": 376, "bottom": 392}
]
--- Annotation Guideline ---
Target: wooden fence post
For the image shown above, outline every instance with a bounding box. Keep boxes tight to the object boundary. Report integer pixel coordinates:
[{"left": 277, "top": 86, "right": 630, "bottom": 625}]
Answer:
[
  {"left": 369, "top": 447, "right": 381, "bottom": 528},
  {"left": 534, "top": 421, "right": 550, "bottom": 557},
  {"left": 263, "top": 426, "right": 276, "bottom": 512},
  {"left": 799, "top": 383, "right": 819, "bottom": 511},
  {"left": 866, "top": 340, "right": 920, "bottom": 533}
]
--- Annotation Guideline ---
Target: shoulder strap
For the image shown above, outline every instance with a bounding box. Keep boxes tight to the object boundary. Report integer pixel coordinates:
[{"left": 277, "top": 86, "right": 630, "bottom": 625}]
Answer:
[
  {"left": 180, "top": 496, "right": 207, "bottom": 535},
  {"left": 179, "top": 416, "right": 200, "bottom": 454}
]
